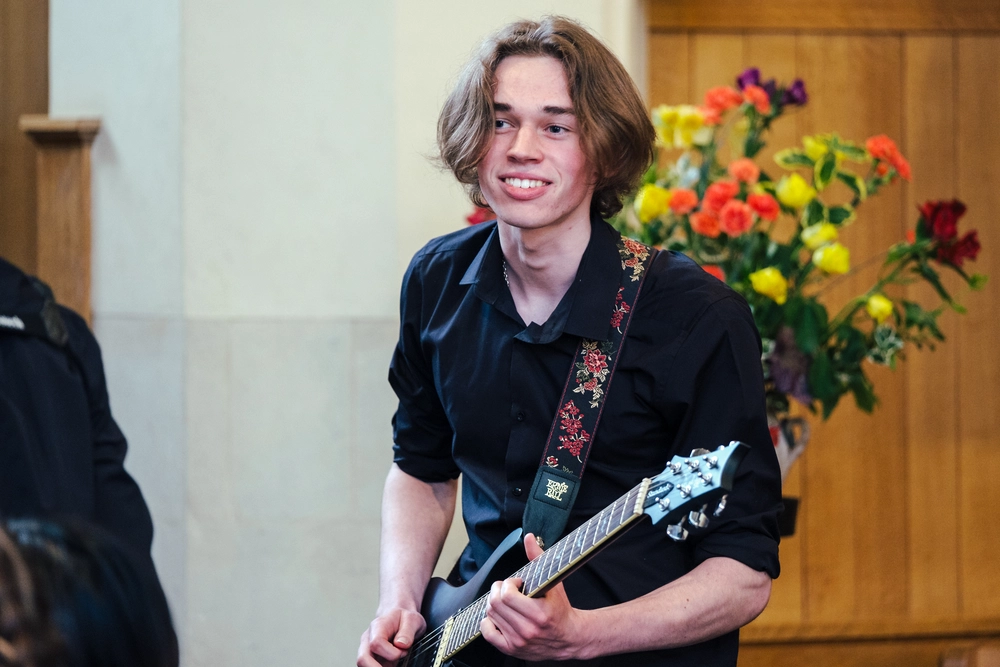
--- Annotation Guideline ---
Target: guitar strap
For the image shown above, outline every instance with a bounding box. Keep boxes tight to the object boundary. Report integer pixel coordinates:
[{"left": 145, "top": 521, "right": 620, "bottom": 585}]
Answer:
[{"left": 522, "top": 237, "right": 657, "bottom": 548}]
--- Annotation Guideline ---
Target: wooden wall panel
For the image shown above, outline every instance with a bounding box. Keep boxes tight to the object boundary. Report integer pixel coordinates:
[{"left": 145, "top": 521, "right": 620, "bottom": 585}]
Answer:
[
  {"left": 0, "top": 1, "right": 48, "bottom": 272},
  {"left": 647, "top": 33, "right": 689, "bottom": 105},
  {"left": 903, "top": 35, "right": 962, "bottom": 620},
  {"left": 649, "top": 0, "right": 1000, "bottom": 32},
  {"left": 956, "top": 35, "right": 1000, "bottom": 620}
]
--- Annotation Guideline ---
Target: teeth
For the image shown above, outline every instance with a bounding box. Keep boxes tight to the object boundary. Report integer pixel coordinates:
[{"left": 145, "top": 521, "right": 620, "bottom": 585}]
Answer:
[{"left": 505, "top": 178, "right": 546, "bottom": 189}]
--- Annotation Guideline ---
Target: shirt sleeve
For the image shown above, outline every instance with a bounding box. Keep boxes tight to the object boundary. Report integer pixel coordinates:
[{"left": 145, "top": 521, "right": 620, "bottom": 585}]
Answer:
[
  {"left": 661, "top": 294, "right": 782, "bottom": 578},
  {"left": 61, "top": 308, "right": 156, "bottom": 559},
  {"left": 389, "top": 252, "right": 461, "bottom": 482}
]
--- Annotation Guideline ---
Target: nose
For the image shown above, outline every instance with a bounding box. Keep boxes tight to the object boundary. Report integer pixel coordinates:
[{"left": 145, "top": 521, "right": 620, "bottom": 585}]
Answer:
[{"left": 507, "top": 126, "right": 542, "bottom": 162}]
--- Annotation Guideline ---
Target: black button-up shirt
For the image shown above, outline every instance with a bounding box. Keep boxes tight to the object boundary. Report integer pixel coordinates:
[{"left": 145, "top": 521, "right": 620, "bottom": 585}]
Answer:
[{"left": 390, "top": 216, "right": 781, "bottom": 666}]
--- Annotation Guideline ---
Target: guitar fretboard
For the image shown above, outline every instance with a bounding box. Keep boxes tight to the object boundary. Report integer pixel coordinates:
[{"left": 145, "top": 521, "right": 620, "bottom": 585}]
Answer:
[{"left": 404, "top": 479, "right": 649, "bottom": 667}]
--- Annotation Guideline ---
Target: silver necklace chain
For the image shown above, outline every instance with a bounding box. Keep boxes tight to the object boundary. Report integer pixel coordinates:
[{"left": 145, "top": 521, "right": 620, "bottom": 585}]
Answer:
[{"left": 503, "top": 260, "right": 510, "bottom": 288}]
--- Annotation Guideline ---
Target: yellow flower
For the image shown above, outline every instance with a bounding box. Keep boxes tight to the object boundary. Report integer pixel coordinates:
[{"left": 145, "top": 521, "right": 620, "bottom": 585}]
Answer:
[
  {"left": 673, "top": 105, "right": 705, "bottom": 148},
  {"left": 634, "top": 184, "right": 672, "bottom": 223},
  {"left": 801, "top": 222, "right": 839, "bottom": 250},
  {"left": 866, "top": 294, "right": 894, "bottom": 324},
  {"left": 813, "top": 242, "right": 851, "bottom": 275},
  {"left": 802, "top": 136, "right": 828, "bottom": 162},
  {"left": 749, "top": 267, "right": 789, "bottom": 305},
  {"left": 776, "top": 173, "right": 817, "bottom": 209}
]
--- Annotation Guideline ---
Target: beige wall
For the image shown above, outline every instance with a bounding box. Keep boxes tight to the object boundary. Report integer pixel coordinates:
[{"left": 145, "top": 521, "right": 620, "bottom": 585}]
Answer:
[{"left": 49, "top": 1, "right": 645, "bottom": 664}]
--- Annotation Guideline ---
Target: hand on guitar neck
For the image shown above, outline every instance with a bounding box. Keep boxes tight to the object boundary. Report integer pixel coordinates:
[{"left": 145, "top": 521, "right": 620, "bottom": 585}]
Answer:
[{"left": 479, "top": 531, "right": 586, "bottom": 661}]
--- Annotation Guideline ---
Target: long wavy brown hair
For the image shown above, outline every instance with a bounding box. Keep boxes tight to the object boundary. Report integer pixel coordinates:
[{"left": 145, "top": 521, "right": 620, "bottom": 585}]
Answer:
[{"left": 437, "top": 16, "right": 655, "bottom": 219}]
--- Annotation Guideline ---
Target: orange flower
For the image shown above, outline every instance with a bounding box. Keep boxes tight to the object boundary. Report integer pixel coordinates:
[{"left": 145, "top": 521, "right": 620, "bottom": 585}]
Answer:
[
  {"left": 743, "top": 85, "right": 771, "bottom": 114},
  {"left": 865, "top": 134, "right": 900, "bottom": 162},
  {"left": 699, "top": 105, "right": 722, "bottom": 126},
  {"left": 703, "top": 265, "right": 725, "bottom": 281},
  {"left": 866, "top": 134, "right": 911, "bottom": 181},
  {"left": 690, "top": 211, "right": 721, "bottom": 238},
  {"left": 891, "top": 153, "right": 912, "bottom": 181},
  {"left": 669, "top": 188, "right": 699, "bottom": 215},
  {"left": 727, "top": 158, "right": 760, "bottom": 184},
  {"left": 719, "top": 199, "right": 755, "bottom": 236},
  {"left": 704, "top": 86, "right": 744, "bottom": 112},
  {"left": 747, "top": 193, "right": 780, "bottom": 221},
  {"left": 702, "top": 180, "right": 740, "bottom": 215}
]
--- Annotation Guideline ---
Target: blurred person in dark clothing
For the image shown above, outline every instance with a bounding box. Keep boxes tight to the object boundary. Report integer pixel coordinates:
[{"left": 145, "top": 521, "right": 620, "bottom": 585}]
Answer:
[
  {"left": 0, "top": 518, "right": 178, "bottom": 667},
  {"left": 0, "top": 257, "right": 167, "bottom": 613}
]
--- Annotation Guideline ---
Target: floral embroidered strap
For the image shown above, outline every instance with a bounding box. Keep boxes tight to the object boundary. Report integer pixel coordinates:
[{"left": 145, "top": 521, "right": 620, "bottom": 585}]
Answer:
[{"left": 523, "top": 237, "right": 657, "bottom": 548}]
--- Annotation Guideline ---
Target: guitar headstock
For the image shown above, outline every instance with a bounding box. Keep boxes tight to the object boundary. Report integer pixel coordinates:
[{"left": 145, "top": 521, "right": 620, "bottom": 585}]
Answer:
[{"left": 643, "top": 441, "right": 749, "bottom": 541}]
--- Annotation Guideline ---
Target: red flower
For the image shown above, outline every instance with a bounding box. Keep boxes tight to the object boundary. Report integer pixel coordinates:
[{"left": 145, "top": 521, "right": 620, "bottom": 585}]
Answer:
[
  {"left": 583, "top": 350, "right": 608, "bottom": 374},
  {"left": 920, "top": 200, "right": 966, "bottom": 243},
  {"left": 747, "top": 193, "right": 780, "bottom": 221},
  {"left": 719, "top": 199, "right": 755, "bottom": 236},
  {"left": 466, "top": 206, "right": 493, "bottom": 225},
  {"left": 703, "top": 265, "right": 725, "bottom": 281},
  {"left": 583, "top": 378, "right": 598, "bottom": 391},
  {"left": 937, "top": 230, "right": 981, "bottom": 267},
  {"left": 703, "top": 181, "right": 740, "bottom": 214},
  {"left": 699, "top": 105, "right": 722, "bottom": 126},
  {"left": 670, "top": 188, "right": 699, "bottom": 215},
  {"left": 546, "top": 456, "right": 559, "bottom": 467}
]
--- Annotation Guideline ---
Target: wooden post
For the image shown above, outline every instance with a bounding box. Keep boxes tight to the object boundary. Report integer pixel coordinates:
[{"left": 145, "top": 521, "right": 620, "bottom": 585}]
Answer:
[{"left": 19, "top": 115, "right": 100, "bottom": 324}]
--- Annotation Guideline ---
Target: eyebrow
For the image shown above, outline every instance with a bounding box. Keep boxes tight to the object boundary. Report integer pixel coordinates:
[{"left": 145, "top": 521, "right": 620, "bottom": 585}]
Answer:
[{"left": 493, "top": 102, "right": 575, "bottom": 116}]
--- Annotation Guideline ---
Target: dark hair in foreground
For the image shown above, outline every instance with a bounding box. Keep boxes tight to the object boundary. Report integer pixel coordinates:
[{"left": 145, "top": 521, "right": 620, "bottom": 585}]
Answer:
[
  {"left": 437, "top": 16, "right": 656, "bottom": 219},
  {"left": 0, "top": 519, "right": 178, "bottom": 667}
]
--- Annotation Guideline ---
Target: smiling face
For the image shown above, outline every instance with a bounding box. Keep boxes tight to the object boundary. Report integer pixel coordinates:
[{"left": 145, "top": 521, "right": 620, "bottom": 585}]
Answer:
[{"left": 477, "top": 55, "right": 596, "bottom": 235}]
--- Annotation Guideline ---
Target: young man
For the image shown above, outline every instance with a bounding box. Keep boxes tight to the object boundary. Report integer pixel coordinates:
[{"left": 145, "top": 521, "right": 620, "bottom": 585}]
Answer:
[{"left": 358, "top": 17, "right": 781, "bottom": 667}]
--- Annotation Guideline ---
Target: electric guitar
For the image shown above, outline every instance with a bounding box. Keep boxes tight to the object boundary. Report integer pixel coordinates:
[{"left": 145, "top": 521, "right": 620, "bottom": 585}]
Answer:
[{"left": 402, "top": 441, "right": 749, "bottom": 667}]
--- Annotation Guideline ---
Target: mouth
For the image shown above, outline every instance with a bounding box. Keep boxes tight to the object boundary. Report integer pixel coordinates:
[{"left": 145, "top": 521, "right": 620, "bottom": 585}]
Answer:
[{"left": 502, "top": 177, "right": 550, "bottom": 189}]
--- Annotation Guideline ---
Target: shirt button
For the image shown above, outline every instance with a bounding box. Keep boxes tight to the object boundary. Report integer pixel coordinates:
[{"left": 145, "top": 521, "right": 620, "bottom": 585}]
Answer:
[
  {"left": 512, "top": 487, "right": 523, "bottom": 496},
  {"left": 516, "top": 412, "right": 525, "bottom": 422}
]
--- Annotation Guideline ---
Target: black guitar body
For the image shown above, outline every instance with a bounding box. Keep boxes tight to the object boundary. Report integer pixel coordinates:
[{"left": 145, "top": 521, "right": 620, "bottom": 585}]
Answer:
[{"left": 420, "top": 528, "right": 525, "bottom": 667}]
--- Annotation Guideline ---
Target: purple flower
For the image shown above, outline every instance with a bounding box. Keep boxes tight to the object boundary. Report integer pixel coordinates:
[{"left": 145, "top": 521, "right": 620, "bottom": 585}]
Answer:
[
  {"left": 762, "top": 78, "right": 778, "bottom": 99},
  {"left": 736, "top": 67, "right": 760, "bottom": 90},
  {"left": 782, "top": 78, "right": 808, "bottom": 107},
  {"left": 767, "top": 327, "right": 812, "bottom": 405}
]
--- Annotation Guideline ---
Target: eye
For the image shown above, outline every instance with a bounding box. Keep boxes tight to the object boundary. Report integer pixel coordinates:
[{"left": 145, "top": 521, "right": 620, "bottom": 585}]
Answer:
[
  {"left": 495, "top": 119, "right": 511, "bottom": 130},
  {"left": 547, "top": 125, "right": 569, "bottom": 135}
]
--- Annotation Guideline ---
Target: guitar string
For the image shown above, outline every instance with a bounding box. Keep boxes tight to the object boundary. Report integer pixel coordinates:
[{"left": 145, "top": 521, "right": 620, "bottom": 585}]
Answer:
[{"left": 402, "top": 485, "right": 642, "bottom": 665}]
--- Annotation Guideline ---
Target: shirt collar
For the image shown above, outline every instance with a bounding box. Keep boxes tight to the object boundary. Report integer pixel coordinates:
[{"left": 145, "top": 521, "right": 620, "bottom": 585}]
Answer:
[{"left": 459, "top": 214, "right": 623, "bottom": 343}]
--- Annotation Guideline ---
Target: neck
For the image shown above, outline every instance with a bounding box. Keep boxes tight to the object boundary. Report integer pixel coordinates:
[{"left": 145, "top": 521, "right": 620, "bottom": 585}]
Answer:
[{"left": 498, "top": 215, "right": 592, "bottom": 325}]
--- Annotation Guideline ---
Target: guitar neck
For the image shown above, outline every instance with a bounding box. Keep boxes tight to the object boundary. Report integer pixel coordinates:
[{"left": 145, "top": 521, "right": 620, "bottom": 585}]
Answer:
[{"left": 407, "top": 478, "right": 651, "bottom": 667}]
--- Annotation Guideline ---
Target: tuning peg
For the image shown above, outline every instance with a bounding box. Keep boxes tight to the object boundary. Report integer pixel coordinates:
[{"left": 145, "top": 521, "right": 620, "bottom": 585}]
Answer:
[
  {"left": 656, "top": 497, "right": 671, "bottom": 511},
  {"left": 688, "top": 504, "right": 709, "bottom": 528},
  {"left": 690, "top": 448, "right": 710, "bottom": 456},
  {"left": 678, "top": 484, "right": 692, "bottom": 499},
  {"left": 705, "top": 456, "right": 719, "bottom": 469},
  {"left": 668, "top": 462, "right": 683, "bottom": 475},
  {"left": 713, "top": 494, "right": 729, "bottom": 517},
  {"left": 666, "top": 516, "right": 689, "bottom": 541},
  {"left": 697, "top": 472, "right": 713, "bottom": 486},
  {"left": 685, "top": 459, "right": 701, "bottom": 471}
]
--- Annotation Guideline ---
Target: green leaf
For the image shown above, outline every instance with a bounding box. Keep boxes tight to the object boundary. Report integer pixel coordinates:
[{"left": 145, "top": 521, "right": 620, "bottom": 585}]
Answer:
[
  {"left": 794, "top": 300, "right": 828, "bottom": 354},
  {"left": 814, "top": 152, "right": 838, "bottom": 191},
  {"left": 835, "top": 171, "right": 868, "bottom": 201},
  {"left": 802, "top": 199, "right": 826, "bottom": 227},
  {"left": 774, "top": 149, "right": 814, "bottom": 169},
  {"left": 808, "top": 351, "right": 838, "bottom": 401},
  {"left": 828, "top": 205, "right": 855, "bottom": 226},
  {"left": 917, "top": 261, "right": 953, "bottom": 303},
  {"left": 849, "top": 372, "right": 877, "bottom": 413},
  {"left": 970, "top": 273, "right": 989, "bottom": 290}
]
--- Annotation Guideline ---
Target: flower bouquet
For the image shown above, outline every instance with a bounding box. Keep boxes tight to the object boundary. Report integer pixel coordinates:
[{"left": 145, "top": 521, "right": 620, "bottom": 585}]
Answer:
[{"left": 611, "top": 68, "right": 986, "bottom": 434}]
